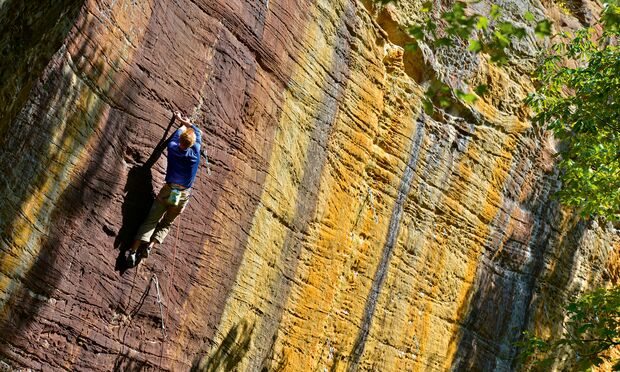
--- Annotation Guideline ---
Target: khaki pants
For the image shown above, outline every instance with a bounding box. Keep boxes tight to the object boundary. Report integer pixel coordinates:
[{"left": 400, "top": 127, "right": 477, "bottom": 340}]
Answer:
[{"left": 135, "top": 184, "right": 191, "bottom": 244}]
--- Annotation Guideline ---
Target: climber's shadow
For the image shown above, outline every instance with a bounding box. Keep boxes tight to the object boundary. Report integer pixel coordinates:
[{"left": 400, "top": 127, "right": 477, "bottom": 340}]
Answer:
[
  {"left": 113, "top": 164, "right": 155, "bottom": 273},
  {"left": 114, "top": 116, "right": 176, "bottom": 274}
]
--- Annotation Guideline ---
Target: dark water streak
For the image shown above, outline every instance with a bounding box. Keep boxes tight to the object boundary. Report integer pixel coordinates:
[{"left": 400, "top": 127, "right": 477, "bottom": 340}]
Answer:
[{"left": 348, "top": 114, "right": 426, "bottom": 371}]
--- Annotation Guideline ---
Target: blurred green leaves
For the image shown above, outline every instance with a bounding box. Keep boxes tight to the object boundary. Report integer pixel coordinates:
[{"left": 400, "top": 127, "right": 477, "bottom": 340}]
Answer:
[
  {"left": 372, "top": 0, "right": 620, "bottom": 220},
  {"left": 534, "top": 19, "right": 553, "bottom": 37},
  {"left": 473, "top": 84, "right": 488, "bottom": 96},
  {"left": 456, "top": 90, "right": 478, "bottom": 104},
  {"left": 396, "top": 0, "right": 543, "bottom": 110},
  {"left": 421, "top": 1, "right": 432, "bottom": 12},
  {"left": 524, "top": 11, "right": 536, "bottom": 22},
  {"left": 520, "top": 287, "right": 620, "bottom": 371},
  {"left": 490, "top": 4, "right": 501, "bottom": 20},
  {"left": 468, "top": 39, "right": 483, "bottom": 52},
  {"left": 527, "top": 23, "right": 620, "bottom": 221}
]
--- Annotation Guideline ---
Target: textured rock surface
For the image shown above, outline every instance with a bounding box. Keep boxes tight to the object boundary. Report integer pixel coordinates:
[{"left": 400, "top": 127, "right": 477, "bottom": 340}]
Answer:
[{"left": 0, "top": 0, "right": 618, "bottom": 371}]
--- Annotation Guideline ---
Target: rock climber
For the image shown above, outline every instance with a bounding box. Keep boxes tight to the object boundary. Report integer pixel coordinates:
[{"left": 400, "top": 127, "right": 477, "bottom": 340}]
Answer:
[{"left": 128, "top": 111, "right": 202, "bottom": 266}]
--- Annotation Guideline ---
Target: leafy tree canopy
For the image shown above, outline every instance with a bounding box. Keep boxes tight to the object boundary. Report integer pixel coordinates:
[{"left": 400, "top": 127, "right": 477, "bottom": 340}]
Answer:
[
  {"left": 526, "top": 3, "right": 620, "bottom": 221},
  {"left": 376, "top": 0, "right": 620, "bottom": 221},
  {"left": 519, "top": 286, "right": 620, "bottom": 371}
]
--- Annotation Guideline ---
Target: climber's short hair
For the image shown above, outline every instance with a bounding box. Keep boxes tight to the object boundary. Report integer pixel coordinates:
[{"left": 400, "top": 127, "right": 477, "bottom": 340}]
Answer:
[{"left": 180, "top": 127, "right": 196, "bottom": 149}]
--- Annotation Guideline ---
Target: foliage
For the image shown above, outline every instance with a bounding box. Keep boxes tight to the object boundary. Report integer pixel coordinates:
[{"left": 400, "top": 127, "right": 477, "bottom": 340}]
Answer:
[
  {"left": 402, "top": 1, "right": 551, "bottom": 110},
  {"left": 374, "top": 0, "right": 620, "bottom": 220},
  {"left": 407, "top": 2, "right": 544, "bottom": 64},
  {"left": 518, "top": 287, "right": 620, "bottom": 371},
  {"left": 525, "top": 3, "right": 620, "bottom": 221}
]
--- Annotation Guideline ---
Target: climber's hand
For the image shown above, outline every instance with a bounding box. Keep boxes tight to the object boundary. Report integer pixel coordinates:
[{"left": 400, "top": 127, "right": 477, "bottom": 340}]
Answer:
[{"left": 174, "top": 111, "right": 191, "bottom": 125}]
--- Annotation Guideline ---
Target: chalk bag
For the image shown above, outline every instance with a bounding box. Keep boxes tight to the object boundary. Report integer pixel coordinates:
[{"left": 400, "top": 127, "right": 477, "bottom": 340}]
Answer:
[{"left": 168, "top": 188, "right": 182, "bottom": 206}]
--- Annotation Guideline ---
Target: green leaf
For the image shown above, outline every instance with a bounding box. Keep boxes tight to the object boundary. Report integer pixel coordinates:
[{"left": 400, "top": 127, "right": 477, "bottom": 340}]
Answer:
[
  {"left": 493, "top": 31, "right": 511, "bottom": 47},
  {"left": 498, "top": 21, "right": 516, "bottom": 34},
  {"left": 524, "top": 11, "right": 536, "bottom": 22},
  {"left": 535, "top": 20, "right": 553, "bottom": 37},
  {"left": 407, "top": 26, "right": 425, "bottom": 39},
  {"left": 577, "top": 323, "right": 594, "bottom": 333},
  {"left": 468, "top": 39, "right": 483, "bottom": 52},
  {"left": 421, "top": 1, "right": 433, "bottom": 12},
  {"left": 404, "top": 42, "right": 418, "bottom": 52},
  {"left": 435, "top": 37, "right": 452, "bottom": 47},
  {"left": 474, "top": 84, "right": 488, "bottom": 96},
  {"left": 456, "top": 90, "right": 478, "bottom": 104},
  {"left": 422, "top": 98, "right": 434, "bottom": 115},
  {"left": 490, "top": 4, "right": 501, "bottom": 20},
  {"left": 476, "top": 16, "right": 489, "bottom": 30},
  {"left": 490, "top": 53, "right": 509, "bottom": 65},
  {"left": 520, "top": 287, "right": 620, "bottom": 370},
  {"left": 439, "top": 97, "right": 451, "bottom": 108},
  {"left": 425, "top": 19, "right": 437, "bottom": 32}
]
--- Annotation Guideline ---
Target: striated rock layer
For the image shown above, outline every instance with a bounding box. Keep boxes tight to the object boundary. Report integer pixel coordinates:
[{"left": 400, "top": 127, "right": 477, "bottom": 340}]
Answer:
[{"left": 0, "top": 0, "right": 618, "bottom": 370}]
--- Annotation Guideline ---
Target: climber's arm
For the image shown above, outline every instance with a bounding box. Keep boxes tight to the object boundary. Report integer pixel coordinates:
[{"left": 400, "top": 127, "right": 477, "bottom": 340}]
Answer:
[
  {"left": 174, "top": 111, "right": 192, "bottom": 131},
  {"left": 174, "top": 111, "right": 201, "bottom": 144}
]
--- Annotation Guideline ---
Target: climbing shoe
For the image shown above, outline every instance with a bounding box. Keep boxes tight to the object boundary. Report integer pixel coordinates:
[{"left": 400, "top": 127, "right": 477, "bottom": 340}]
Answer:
[
  {"left": 139, "top": 245, "right": 151, "bottom": 259},
  {"left": 128, "top": 251, "right": 138, "bottom": 267}
]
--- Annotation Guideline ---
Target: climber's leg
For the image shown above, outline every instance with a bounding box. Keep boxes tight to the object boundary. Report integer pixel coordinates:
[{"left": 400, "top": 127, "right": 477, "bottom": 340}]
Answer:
[
  {"left": 134, "top": 184, "right": 176, "bottom": 245},
  {"left": 128, "top": 186, "right": 170, "bottom": 266},
  {"left": 132, "top": 197, "right": 167, "bottom": 249},
  {"left": 151, "top": 189, "right": 190, "bottom": 245}
]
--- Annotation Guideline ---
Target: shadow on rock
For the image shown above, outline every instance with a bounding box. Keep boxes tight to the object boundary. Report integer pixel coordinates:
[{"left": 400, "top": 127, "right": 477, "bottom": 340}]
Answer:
[
  {"left": 113, "top": 164, "right": 155, "bottom": 273},
  {"left": 113, "top": 352, "right": 150, "bottom": 372},
  {"left": 191, "top": 319, "right": 255, "bottom": 372},
  {"left": 114, "top": 115, "right": 176, "bottom": 274}
]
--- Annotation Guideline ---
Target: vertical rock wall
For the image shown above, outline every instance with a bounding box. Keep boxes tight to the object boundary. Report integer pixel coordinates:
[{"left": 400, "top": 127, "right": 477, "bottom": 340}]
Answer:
[{"left": 0, "top": 0, "right": 617, "bottom": 371}]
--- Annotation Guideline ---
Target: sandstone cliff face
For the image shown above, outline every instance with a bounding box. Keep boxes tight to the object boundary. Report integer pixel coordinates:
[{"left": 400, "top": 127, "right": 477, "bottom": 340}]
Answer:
[{"left": 0, "top": 0, "right": 618, "bottom": 371}]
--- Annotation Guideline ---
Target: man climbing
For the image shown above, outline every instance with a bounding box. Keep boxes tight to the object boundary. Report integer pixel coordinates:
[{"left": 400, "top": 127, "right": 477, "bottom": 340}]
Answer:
[{"left": 128, "top": 111, "right": 202, "bottom": 267}]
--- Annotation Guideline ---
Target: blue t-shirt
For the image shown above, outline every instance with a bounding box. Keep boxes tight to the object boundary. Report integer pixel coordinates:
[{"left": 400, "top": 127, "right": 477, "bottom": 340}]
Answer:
[{"left": 165, "top": 125, "right": 202, "bottom": 188}]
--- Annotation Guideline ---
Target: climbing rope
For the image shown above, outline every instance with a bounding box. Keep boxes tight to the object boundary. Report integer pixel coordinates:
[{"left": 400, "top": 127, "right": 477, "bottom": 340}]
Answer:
[
  {"left": 152, "top": 272, "right": 168, "bottom": 372},
  {"left": 122, "top": 269, "right": 168, "bottom": 370},
  {"left": 151, "top": 273, "right": 167, "bottom": 340},
  {"left": 165, "top": 215, "right": 182, "bottom": 332},
  {"left": 155, "top": 213, "right": 182, "bottom": 372}
]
